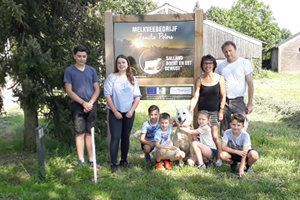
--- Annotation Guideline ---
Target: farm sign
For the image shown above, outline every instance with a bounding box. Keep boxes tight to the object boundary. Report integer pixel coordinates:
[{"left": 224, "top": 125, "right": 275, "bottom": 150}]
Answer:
[{"left": 114, "top": 21, "right": 195, "bottom": 78}]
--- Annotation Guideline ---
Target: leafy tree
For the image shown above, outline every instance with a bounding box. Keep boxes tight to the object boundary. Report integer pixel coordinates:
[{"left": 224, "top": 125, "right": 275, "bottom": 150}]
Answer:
[
  {"left": 0, "top": 0, "right": 156, "bottom": 148},
  {"left": 279, "top": 28, "right": 292, "bottom": 42},
  {"left": 207, "top": 0, "right": 281, "bottom": 61},
  {"left": 193, "top": 0, "right": 200, "bottom": 12}
]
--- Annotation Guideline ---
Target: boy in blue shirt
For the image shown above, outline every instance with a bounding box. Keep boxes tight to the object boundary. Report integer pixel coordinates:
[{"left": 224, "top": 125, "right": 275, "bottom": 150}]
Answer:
[
  {"left": 140, "top": 105, "right": 160, "bottom": 162},
  {"left": 64, "top": 45, "right": 100, "bottom": 168},
  {"left": 153, "top": 113, "right": 185, "bottom": 170},
  {"left": 220, "top": 113, "right": 259, "bottom": 177}
]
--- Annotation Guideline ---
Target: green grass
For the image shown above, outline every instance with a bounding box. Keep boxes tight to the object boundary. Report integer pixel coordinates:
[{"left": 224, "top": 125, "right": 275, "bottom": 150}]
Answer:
[{"left": 1, "top": 70, "right": 300, "bottom": 199}]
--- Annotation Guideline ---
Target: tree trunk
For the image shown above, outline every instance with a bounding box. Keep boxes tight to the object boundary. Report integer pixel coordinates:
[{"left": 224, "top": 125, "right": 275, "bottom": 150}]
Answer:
[{"left": 23, "top": 106, "right": 38, "bottom": 150}]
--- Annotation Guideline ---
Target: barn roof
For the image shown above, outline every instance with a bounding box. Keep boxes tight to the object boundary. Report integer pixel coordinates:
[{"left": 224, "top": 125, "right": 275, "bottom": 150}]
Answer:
[
  {"left": 271, "top": 32, "right": 300, "bottom": 49},
  {"left": 145, "top": 3, "right": 189, "bottom": 15}
]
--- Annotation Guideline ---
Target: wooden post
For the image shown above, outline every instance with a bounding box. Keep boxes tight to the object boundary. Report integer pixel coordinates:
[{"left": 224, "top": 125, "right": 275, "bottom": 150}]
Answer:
[
  {"left": 105, "top": 11, "right": 114, "bottom": 161},
  {"left": 193, "top": 9, "right": 204, "bottom": 128}
]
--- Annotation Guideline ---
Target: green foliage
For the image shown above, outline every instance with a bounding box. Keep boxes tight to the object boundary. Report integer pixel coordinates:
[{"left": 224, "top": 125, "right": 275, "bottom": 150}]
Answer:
[
  {"left": 206, "top": 0, "right": 281, "bottom": 61},
  {"left": 193, "top": 1, "right": 200, "bottom": 12},
  {"left": 278, "top": 28, "right": 292, "bottom": 43}
]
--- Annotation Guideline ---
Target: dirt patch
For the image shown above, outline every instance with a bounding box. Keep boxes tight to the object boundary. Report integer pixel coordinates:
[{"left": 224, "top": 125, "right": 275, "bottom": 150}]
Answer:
[
  {"left": 0, "top": 151, "right": 36, "bottom": 165},
  {"left": 0, "top": 132, "right": 15, "bottom": 140}
]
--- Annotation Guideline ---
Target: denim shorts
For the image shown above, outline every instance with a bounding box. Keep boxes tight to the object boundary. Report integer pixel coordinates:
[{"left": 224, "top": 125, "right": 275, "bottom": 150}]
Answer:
[
  {"left": 211, "top": 148, "right": 217, "bottom": 159},
  {"left": 71, "top": 102, "right": 97, "bottom": 134}
]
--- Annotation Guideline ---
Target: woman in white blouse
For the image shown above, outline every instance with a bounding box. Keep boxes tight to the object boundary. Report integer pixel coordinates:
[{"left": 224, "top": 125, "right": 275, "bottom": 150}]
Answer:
[{"left": 104, "top": 54, "right": 142, "bottom": 173}]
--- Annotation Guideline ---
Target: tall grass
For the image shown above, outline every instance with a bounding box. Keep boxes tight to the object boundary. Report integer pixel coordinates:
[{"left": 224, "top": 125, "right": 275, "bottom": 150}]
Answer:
[{"left": 1, "top": 70, "right": 300, "bottom": 199}]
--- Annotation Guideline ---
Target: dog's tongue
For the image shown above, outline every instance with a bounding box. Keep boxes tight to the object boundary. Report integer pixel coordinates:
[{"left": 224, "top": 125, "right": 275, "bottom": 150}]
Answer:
[{"left": 180, "top": 122, "right": 184, "bottom": 125}]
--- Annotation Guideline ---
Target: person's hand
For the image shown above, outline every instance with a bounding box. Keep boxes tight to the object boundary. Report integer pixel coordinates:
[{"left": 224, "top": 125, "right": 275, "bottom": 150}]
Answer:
[
  {"left": 239, "top": 168, "right": 245, "bottom": 177},
  {"left": 83, "top": 102, "right": 93, "bottom": 112},
  {"left": 169, "top": 146, "right": 177, "bottom": 150},
  {"left": 236, "top": 150, "right": 247, "bottom": 157},
  {"left": 126, "top": 110, "right": 134, "bottom": 118},
  {"left": 246, "top": 103, "right": 253, "bottom": 114},
  {"left": 114, "top": 111, "right": 123, "bottom": 119},
  {"left": 218, "top": 110, "right": 224, "bottom": 121}
]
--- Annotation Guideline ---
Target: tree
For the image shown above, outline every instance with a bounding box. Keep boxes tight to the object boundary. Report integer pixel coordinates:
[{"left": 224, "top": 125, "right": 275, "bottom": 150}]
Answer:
[
  {"left": 193, "top": 0, "right": 200, "bottom": 12},
  {"left": 279, "top": 28, "right": 292, "bottom": 42},
  {"left": 207, "top": 0, "right": 281, "bottom": 61},
  {"left": 0, "top": 0, "right": 157, "bottom": 148}
]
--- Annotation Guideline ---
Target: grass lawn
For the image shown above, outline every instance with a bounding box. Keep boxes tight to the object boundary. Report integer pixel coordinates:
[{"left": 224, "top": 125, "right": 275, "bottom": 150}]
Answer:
[{"left": 0, "top": 70, "right": 300, "bottom": 200}]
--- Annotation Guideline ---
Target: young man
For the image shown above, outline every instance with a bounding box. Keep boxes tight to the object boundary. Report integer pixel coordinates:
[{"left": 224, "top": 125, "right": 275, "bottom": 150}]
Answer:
[
  {"left": 140, "top": 105, "right": 161, "bottom": 162},
  {"left": 215, "top": 41, "right": 254, "bottom": 136},
  {"left": 64, "top": 45, "right": 100, "bottom": 168},
  {"left": 220, "top": 113, "right": 259, "bottom": 177},
  {"left": 153, "top": 113, "right": 185, "bottom": 170}
]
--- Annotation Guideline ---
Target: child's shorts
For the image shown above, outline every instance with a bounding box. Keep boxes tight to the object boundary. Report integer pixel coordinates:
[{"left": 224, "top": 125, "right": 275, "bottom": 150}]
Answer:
[
  {"left": 229, "top": 149, "right": 254, "bottom": 162},
  {"left": 141, "top": 143, "right": 155, "bottom": 151},
  {"left": 211, "top": 148, "right": 217, "bottom": 159},
  {"left": 153, "top": 148, "right": 183, "bottom": 160}
]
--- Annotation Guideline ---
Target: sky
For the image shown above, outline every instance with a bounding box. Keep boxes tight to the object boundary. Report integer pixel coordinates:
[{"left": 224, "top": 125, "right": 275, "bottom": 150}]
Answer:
[{"left": 155, "top": 0, "right": 300, "bottom": 35}]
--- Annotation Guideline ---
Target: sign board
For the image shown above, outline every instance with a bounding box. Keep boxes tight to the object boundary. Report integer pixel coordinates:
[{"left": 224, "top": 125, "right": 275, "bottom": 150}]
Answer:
[
  {"left": 140, "top": 85, "right": 193, "bottom": 100},
  {"left": 114, "top": 21, "right": 195, "bottom": 79}
]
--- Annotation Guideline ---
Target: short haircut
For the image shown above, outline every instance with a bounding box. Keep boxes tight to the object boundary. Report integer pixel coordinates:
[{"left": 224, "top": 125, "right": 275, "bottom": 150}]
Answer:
[
  {"left": 200, "top": 54, "right": 217, "bottom": 72},
  {"left": 221, "top": 41, "right": 237, "bottom": 51},
  {"left": 74, "top": 45, "right": 88, "bottom": 54},
  {"left": 148, "top": 105, "right": 160, "bottom": 114},
  {"left": 198, "top": 110, "right": 210, "bottom": 119},
  {"left": 231, "top": 113, "right": 245, "bottom": 124},
  {"left": 159, "top": 112, "right": 170, "bottom": 121}
]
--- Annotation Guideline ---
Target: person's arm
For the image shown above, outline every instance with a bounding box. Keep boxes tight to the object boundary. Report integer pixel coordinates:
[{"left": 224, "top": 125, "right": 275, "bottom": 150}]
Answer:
[
  {"left": 219, "top": 75, "right": 226, "bottom": 121},
  {"left": 178, "top": 127, "right": 200, "bottom": 135},
  {"left": 190, "top": 77, "right": 201, "bottom": 110},
  {"left": 105, "top": 96, "right": 123, "bottom": 119},
  {"left": 65, "top": 83, "right": 92, "bottom": 111},
  {"left": 140, "top": 133, "right": 155, "bottom": 147},
  {"left": 126, "top": 97, "right": 140, "bottom": 118},
  {"left": 246, "top": 72, "right": 254, "bottom": 114},
  {"left": 221, "top": 141, "right": 247, "bottom": 156},
  {"left": 155, "top": 141, "right": 175, "bottom": 150},
  {"left": 239, "top": 146, "right": 249, "bottom": 177}
]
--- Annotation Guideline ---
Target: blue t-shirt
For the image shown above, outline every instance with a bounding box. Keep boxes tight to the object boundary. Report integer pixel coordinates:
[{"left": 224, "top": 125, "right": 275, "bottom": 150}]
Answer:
[
  {"left": 141, "top": 120, "right": 160, "bottom": 142},
  {"left": 222, "top": 129, "right": 251, "bottom": 150},
  {"left": 154, "top": 124, "right": 173, "bottom": 146},
  {"left": 64, "top": 65, "right": 100, "bottom": 102}
]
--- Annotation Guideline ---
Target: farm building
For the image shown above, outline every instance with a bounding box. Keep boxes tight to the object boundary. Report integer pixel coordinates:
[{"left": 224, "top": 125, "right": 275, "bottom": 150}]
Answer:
[
  {"left": 270, "top": 32, "right": 300, "bottom": 74},
  {"left": 146, "top": 3, "right": 265, "bottom": 62}
]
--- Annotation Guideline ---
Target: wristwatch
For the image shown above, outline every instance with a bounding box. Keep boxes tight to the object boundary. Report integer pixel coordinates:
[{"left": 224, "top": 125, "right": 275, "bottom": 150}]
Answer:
[{"left": 89, "top": 101, "right": 94, "bottom": 105}]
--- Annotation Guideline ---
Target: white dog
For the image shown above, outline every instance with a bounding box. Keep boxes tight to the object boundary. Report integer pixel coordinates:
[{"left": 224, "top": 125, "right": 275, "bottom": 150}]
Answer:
[{"left": 173, "top": 107, "right": 193, "bottom": 166}]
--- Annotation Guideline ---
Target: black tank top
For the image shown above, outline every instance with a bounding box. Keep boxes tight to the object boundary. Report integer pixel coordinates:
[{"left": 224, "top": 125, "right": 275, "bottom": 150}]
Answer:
[{"left": 198, "top": 79, "right": 221, "bottom": 112}]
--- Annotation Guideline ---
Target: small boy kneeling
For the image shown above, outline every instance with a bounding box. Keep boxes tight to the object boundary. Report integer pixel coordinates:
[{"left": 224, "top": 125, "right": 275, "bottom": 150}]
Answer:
[
  {"left": 153, "top": 113, "right": 185, "bottom": 170},
  {"left": 220, "top": 113, "right": 259, "bottom": 177}
]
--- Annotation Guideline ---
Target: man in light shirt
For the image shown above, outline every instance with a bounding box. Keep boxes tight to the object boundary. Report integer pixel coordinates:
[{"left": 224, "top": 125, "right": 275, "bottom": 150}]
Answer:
[{"left": 215, "top": 41, "right": 254, "bottom": 137}]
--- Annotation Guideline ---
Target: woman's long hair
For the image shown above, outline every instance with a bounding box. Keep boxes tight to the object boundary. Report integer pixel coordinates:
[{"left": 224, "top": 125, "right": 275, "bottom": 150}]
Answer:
[{"left": 114, "top": 54, "right": 134, "bottom": 85}]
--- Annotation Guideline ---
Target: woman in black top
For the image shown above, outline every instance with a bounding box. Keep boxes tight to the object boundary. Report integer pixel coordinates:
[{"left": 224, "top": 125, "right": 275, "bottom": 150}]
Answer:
[{"left": 190, "top": 54, "right": 226, "bottom": 166}]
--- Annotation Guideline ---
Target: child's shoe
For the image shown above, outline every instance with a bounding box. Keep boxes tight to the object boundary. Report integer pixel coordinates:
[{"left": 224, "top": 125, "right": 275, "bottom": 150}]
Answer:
[
  {"left": 230, "top": 161, "right": 237, "bottom": 172},
  {"left": 164, "top": 160, "right": 171, "bottom": 170},
  {"left": 145, "top": 155, "right": 151, "bottom": 163},
  {"left": 155, "top": 161, "right": 165, "bottom": 171},
  {"left": 197, "top": 164, "right": 206, "bottom": 170},
  {"left": 88, "top": 161, "right": 102, "bottom": 170},
  {"left": 216, "top": 159, "right": 222, "bottom": 167},
  {"left": 245, "top": 163, "right": 252, "bottom": 173}
]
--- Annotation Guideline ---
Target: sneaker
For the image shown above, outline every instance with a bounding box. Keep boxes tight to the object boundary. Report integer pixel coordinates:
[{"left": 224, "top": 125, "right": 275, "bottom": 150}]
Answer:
[
  {"left": 216, "top": 159, "right": 223, "bottom": 167},
  {"left": 245, "top": 164, "right": 252, "bottom": 173},
  {"left": 76, "top": 160, "right": 85, "bottom": 168},
  {"left": 88, "top": 161, "right": 102, "bottom": 170},
  {"left": 145, "top": 155, "right": 151, "bottom": 163},
  {"left": 206, "top": 159, "right": 216, "bottom": 167},
  {"left": 111, "top": 164, "right": 118, "bottom": 173},
  {"left": 230, "top": 161, "right": 237, "bottom": 172},
  {"left": 155, "top": 161, "right": 165, "bottom": 171},
  {"left": 197, "top": 164, "right": 206, "bottom": 170},
  {"left": 119, "top": 159, "right": 130, "bottom": 168},
  {"left": 164, "top": 160, "right": 172, "bottom": 170}
]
